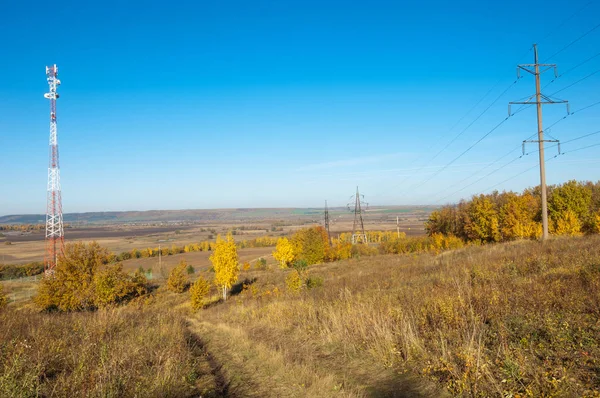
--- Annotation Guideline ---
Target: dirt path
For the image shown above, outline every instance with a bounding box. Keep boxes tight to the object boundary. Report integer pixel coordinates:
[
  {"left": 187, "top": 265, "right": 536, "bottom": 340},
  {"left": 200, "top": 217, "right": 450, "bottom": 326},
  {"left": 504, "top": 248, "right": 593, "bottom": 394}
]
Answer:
[
  {"left": 185, "top": 317, "right": 440, "bottom": 398},
  {"left": 186, "top": 318, "right": 359, "bottom": 397}
]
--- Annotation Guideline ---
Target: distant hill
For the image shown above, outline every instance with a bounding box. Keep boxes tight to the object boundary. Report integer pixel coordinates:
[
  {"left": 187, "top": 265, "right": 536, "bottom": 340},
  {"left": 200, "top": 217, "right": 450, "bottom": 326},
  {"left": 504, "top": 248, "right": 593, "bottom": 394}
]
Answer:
[{"left": 0, "top": 206, "right": 436, "bottom": 225}]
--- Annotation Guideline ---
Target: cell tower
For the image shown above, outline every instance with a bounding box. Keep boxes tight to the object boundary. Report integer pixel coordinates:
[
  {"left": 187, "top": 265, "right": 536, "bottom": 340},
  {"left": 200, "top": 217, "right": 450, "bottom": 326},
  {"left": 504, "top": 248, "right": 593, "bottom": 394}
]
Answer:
[
  {"left": 324, "top": 200, "right": 331, "bottom": 242},
  {"left": 348, "top": 186, "right": 368, "bottom": 244},
  {"left": 44, "top": 64, "right": 64, "bottom": 272}
]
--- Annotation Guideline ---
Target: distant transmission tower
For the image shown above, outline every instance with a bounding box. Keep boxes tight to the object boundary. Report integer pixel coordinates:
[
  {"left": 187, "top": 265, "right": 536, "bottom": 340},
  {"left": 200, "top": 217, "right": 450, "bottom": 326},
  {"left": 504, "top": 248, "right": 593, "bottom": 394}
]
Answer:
[
  {"left": 348, "top": 186, "right": 368, "bottom": 244},
  {"left": 44, "top": 64, "right": 65, "bottom": 271},
  {"left": 324, "top": 200, "right": 331, "bottom": 241}
]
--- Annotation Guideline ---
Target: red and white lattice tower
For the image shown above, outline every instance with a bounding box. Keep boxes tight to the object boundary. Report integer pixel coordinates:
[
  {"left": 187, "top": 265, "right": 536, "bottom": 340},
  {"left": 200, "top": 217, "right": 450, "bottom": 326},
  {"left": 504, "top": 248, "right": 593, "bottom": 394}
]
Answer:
[{"left": 44, "top": 64, "right": 64, "bottom": 271}]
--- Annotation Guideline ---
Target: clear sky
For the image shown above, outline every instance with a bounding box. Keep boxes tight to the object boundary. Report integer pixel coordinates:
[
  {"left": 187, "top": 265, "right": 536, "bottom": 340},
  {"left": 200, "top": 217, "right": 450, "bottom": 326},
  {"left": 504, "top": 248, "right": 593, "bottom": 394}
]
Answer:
[{"left": 1, "top": 0, "right": 599, "bottom": 215}]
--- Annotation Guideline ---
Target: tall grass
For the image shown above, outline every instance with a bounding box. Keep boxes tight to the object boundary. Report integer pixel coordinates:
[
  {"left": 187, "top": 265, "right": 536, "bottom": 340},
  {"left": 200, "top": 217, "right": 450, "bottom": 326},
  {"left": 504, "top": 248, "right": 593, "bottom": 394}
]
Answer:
[
  {"left": 204, "top": 236, "right": 600, "bottom": 397},
  {"left": 0, "top": 296, "right": 203, "bottom": 397}
]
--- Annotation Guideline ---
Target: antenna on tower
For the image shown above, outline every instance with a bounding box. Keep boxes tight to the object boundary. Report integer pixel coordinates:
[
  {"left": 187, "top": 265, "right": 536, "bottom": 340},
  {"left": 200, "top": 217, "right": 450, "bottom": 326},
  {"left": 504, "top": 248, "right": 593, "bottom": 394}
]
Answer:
[
  {"left": 347, "top": 186, "right": 368, "bottom": 244},
  {"left": 44, "top": 64, "right": 65, "bottom": 272},
  {"left": 324, "top": 200, "right": 331, "bottom": 242}
]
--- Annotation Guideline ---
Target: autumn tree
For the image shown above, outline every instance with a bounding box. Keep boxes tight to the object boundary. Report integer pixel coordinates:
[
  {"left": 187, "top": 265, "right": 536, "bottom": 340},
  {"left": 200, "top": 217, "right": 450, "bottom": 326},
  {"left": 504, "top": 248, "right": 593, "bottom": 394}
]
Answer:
[
  {"left": 35, "top": 242, "right": 111, "bottom": 311},
  {"left": 190, "top": 275, "right": 211, "bottom": 310},
  {"left": 167, "top": 260, "right": 190, "bottom": 293},
  {"left": 273, "top": 237, "right": 295, "bottom": 268},
  {"left": 548, "top": 180, "right": 592, "bottom": 222},
  {"left": 35, "top": 242, "right": 146, "bottom": 311},
  {"left": 210, "top": 233, "right": 239, "bottom": 300},
  {"left": 499, "top": 192, "right": 541, "bottom": 240},
  {"left": 291, "top": 226, "right": 329, "bottom": 265},
  {"left": 552, "top": 209, "right": 583, "bottom": 236},
  {"left": 463, "top": 195, "right": 501, "bottom": 242},
  {"left": 94, "top": 263, "right": 148, "bottom": 308}
]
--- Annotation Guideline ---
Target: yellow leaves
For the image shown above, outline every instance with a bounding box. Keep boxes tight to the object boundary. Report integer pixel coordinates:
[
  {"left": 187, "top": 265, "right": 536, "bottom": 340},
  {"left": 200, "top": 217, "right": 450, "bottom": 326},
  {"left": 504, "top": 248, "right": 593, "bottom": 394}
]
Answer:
[
  {"left": 552, "top": 209, "right": 583, "bottom": 236},
  {"left": 210, "top": 233, "right": 239, "bottom": 300},
  {"left": 285, "top": 269, "right": 305, "bottom": 293},
  {"left": 464, "top": 195, "right": 501, "bottom": 242},
  {"left": 273, "top": 237, "right": 295, "bottom": 268},
  {"left": 35, "top": 242, "right": 147, "bottom": 311},
  {"left": 167, "top": 260, "right": 190, "bottom": 293},
  {"left": 94, "top": 263, "right": 148, "bottom": 308},
  {"left": 189, "top": 275, "right": 211, "bottom": 310}
]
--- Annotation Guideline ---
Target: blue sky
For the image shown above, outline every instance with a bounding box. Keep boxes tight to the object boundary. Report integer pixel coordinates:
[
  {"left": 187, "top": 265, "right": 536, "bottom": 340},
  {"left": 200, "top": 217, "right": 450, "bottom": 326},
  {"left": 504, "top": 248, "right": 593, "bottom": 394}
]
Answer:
[{"left": 1, "top": 0, "right": 599, "bottom": 214}]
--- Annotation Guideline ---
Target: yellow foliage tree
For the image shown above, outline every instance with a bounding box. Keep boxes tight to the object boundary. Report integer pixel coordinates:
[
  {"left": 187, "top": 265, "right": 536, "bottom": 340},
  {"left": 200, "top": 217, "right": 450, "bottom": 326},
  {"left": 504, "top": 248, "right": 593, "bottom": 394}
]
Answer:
[
  {"left": 552, "top": 209, "right": 583, "bottom": 236},
  {"left": 93, "top": 263, "right": 148, "bottom": 308},
  {"left": 499, "top": 192, "right": 541, "bottom": 240},
  {"left": 273, "top": 237, "right": 295, "bottom": 268},
  {"left": 464, "top": 195, "right": 501, "bottom": 242},
  {"left": 35, "top": 242, "right": 146, "bottom": 311},
  {"left": 167, "top": 260, "right": 190, "bottom": 293},
  {"left": 210, "top": 233, "right": 239, "bottom": 300},
  {"left": 189, "top": 275, "right": 211, "bottom": 310},
  {"left": 35, "top": 242, "right": 110, "bottom": 311}
]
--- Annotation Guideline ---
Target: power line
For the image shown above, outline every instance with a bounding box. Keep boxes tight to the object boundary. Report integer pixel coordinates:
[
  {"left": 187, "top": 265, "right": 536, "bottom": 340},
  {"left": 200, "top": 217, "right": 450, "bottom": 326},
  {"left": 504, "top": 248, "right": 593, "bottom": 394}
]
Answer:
[
  {"left": 543, "top": 21, "right": 600, "bottom": 62},
  {"left": 562, "top": 141, "right": 600, "bottom": 154},
  {"left": 434, "top": 154, "right": 525, "bottom": 203},
  {"left": 548, "top": 67, "right": 600, "bottom": 97},
  {"left": 537, "top": 1, "right": 595, "bottom": 45},
  {"left": 376, "top": 78, "right": 522, "bottom": 199},
  {"left": 543, "top": 51, "right": 600, "bottom": 89}
]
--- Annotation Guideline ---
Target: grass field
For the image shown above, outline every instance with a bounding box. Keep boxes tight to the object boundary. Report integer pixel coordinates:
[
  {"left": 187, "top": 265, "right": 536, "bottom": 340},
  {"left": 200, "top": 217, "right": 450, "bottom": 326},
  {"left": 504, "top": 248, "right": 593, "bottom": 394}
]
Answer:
[{"left": 5, "top": 231, "right": 595, "bottom": 396}]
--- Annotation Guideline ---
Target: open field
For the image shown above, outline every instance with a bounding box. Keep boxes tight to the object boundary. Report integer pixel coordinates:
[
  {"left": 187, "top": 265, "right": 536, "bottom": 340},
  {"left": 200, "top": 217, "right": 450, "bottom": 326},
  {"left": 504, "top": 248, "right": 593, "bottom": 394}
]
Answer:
[
  {"left": 2, "top": 235, "right": 599, "bottom": 396},
  {"left": 0, "top": 206, "right": 430, "bottom": 265}
]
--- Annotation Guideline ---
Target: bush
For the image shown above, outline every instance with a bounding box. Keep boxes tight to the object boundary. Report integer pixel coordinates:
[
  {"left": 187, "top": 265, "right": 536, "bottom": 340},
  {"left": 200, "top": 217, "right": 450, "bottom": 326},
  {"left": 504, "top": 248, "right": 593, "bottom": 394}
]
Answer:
[
  {"left": 254, "top": 258, "right": 267, "bottom": 270},
  {"left": 292, "top": 259, "right": 308, "bottom": 271},
  {"left": 285, "top": 270, "right": 304, "bottom": 293},
  {"left": 35, "top": 242, "right": 111, "bottom": 311},
  {"left": 350, "top": 243, "right": 378, "bottom": 258},
  {"left": 189, "top": 276, "right": 211, "bottom": 310},
  {"left": 167, "top": 260, "right": 190, "bottom": 293},
  {"left": 35, "top": 242, "right": 148, "bottom": 312},
  {"left": 306, "top": 276, "right": 323, "bottom": 289},
  {"left": 0, "top": 262, "right": 44, "bottom": 280},
  {"left": 94, "top": 264, "right": 148, "bottom": 308},
  {"left": 186, "top": 264, "right": 195, "bottom": 275}
]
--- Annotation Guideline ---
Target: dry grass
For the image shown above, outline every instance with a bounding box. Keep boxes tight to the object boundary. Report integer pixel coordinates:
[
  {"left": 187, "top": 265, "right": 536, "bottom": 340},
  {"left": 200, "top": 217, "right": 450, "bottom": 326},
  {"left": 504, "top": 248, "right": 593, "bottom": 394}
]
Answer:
[
  {"left": 0, "top": 292, "right": 218, "bottom": 398},
  {"left": 196, "top": 235, "right": 600, "bottom": 397}
]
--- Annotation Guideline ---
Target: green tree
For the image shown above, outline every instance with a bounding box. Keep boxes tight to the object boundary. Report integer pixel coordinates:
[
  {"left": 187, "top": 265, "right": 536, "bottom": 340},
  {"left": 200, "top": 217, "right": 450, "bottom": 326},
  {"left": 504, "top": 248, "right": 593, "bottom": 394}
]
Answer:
[
  {"left": 548, "top": 180, "right": 592, "bottom": 227},
  {"left": 210, "top": 233, "right": 239, "bottom": 300}
]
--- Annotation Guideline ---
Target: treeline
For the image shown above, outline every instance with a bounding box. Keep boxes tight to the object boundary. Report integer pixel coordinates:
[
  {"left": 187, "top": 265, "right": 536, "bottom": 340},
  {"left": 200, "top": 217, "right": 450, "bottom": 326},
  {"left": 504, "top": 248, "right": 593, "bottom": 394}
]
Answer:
[
  {"left": 0, "top": 262, "right": 45, "bottom": 280},
  {"left": 0, "top": 224, "right": 71, "bottom": 232},
  {"left": 273, "top": 227, "right": 466, "bottom": 268},
  {"left": 426, "top": 180, "right": 600, "bottom": 242},
  {"left": 115, "top": 236, "right": 278, "bottom": 262}
]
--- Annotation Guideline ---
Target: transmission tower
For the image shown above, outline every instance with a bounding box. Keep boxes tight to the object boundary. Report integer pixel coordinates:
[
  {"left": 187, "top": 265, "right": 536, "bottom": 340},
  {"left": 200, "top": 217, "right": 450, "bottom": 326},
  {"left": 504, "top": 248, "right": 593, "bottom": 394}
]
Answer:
[
  {"left": 509, "top": 44, "right": 569, "bottom": 241},
  {"left": 44, "top": 64, "right": 65, "bottom": 271},
  {"left": 347, "top": 186, "right": 368, "bottom": 244},
  {"left": 324, "top": 200, "right": 331, "bottom": 241}
]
